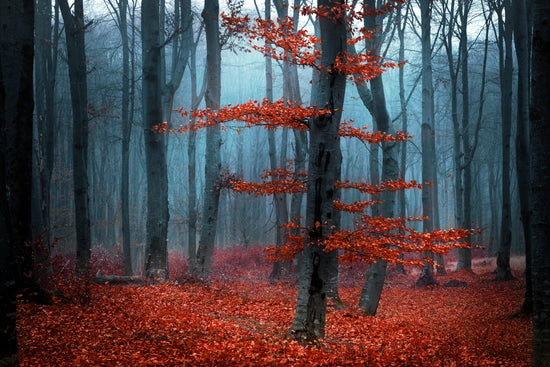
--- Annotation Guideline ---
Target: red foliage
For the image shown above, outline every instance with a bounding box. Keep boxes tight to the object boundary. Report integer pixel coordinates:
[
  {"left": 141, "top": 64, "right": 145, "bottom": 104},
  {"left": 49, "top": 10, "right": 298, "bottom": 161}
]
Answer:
[{"left": 18, "top": 255, "right": 531, "bottom": 366}]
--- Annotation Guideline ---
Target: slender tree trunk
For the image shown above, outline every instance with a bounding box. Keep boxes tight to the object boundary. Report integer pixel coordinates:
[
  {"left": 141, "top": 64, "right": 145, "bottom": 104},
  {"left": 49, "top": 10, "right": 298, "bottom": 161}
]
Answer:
[
  {"left": 495, "top": 0, "right": 515, "bottom": 281},
  {"left": 115, "top": 0, "right": 133, "bottom": 276},
  {"left": 0, "top": 0, "right": 34, "bottom": 363},
  {"left": 194, "top": 0, "right": 222, "bottom": 279},
  {"left": 456, "top": 0, "right": 472, "bottom": 272},
  {"left": 416, "top": 0, "right": 437, "bottom": 287},
  {"left": 59, "top": 0, "right": 92, "bottom": 275},
  {"left": 513, "top": 0, "right": 532, "bottom": 314},
  {"left": 289, "top": 0, "right": 346, "bottom": 340},
  {"left": 396, "top": 1, "right": 408, "bottom": 275},
  {"left": 530, "top": 1, "right": 550, "bottom": 363},
  {"left": 142, "top": 0, "right": 169, "bottom": 278}
]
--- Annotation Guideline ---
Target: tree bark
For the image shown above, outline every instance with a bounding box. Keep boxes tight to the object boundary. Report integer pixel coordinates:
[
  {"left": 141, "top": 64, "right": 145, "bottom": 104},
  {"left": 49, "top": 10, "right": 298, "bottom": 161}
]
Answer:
[
  {"left": 194, "top": 0, "right": 222, "bottom": 279},
  {"left": 59, "top": 0, "right": 92, "bottom": 275},
  {"left": 0, "top": 0, "right": 34, "bottom": 363},
  {"left": 416, "top": 0, "right": 437, "bottom": 286},
  {"left": 142, "top": 0, "right": 169, "bottom": 278},
  {"left": 495, "top": 0, "right": 515, "bottom": 281},
  {"left": 530, "top": 0, "right": 550, "bottom": 363},
  {"left": 289, "top": 0, "right": 346, "bottom": 340},
  {"left": 513, "top": 0, "right": 532, "bottom": 314}
]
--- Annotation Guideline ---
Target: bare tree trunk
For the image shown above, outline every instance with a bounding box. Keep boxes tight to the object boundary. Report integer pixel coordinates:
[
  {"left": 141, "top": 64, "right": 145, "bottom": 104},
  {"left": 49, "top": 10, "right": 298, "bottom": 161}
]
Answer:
[
  {"left": 142, "top": 0, "right": 169, "bottom": 278},
  {"left": 530, "top": 1, "right": 550, "bottom": 362},
  {"left": 35, "top": 0, "right": 59, "bottom": 281},
  {"left": 513, "top": 0, "right": 532, "bottom": 314},
  {"left": 187, "top": 25, "right": 205, "bottom": 273},
  {"left": 194, "top": 0, "right": 222, "bottom": 279},
  {"left": 416, "top": 0, "right": 437, "bottom": 287},
  {"left": 0, "top": 0, "right": 34, "bottom": 363},
  {"left": 289, "top": 0, "right": 346, "bottom": 341},
  {"left": 495, "top": 0, "right": 515, "bottom": 281},
  {"left": 456, "top": 0, "right": 473, "bottom": 272},
  {"left": 59, "top": 0, "right": 92, "bottom": 275}
]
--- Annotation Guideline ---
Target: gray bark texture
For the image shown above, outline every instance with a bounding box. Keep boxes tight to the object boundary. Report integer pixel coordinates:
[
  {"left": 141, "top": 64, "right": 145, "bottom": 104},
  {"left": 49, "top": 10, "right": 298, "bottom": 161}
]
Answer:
[
  {"left": 193, "top": 0, "right": 222, "bottom": 279},
  {"left": 289, "top": 0, "right": 346, "bottom": 341},
  {"left": 59, "top": 0, "right": 92, "bottom": 275},
  {"left": 530, "top": 0, "right": 550, "bottom": 364},
  {"left": 142, "top": 0, "right": 169, "bottom": 278},
  {"left": 416, "top": 0, "right": 437, "bottom": 286},
  {"left": 0, "top": 0, "right": 34, "bottom": 364}
]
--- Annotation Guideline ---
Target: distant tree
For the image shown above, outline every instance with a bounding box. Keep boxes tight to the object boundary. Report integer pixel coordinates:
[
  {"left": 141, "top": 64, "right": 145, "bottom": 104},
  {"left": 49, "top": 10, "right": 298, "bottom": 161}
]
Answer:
[
  {"left": 0, "top": 0, "right": 34, "bottom": 363},
  {"left": 59, "top": 0, "right": 92, "bottom": 275},
  {"left": 104, "top": 0, "right": 134, "bottom": 275},
  {"left": 529, "top": 0, "right": 550, "bottom": 363}
]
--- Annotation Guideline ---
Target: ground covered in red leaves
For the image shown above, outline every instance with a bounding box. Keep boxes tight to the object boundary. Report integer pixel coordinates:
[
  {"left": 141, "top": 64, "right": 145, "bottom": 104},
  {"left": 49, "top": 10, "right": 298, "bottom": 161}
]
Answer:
[{"left": 18, "top": 248, "right": 531, "bottom": 366}]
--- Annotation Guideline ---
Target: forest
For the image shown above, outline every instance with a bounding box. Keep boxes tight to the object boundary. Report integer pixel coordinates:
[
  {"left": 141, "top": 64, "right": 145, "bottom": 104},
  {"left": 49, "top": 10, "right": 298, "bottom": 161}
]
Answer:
[{"left": 0, "top": 0, "right": 549, "bottom": 366}]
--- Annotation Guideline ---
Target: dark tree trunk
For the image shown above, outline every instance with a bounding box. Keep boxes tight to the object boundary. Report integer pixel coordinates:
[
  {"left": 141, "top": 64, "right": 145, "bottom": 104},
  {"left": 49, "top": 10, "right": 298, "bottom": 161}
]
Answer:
[
  {"left": 59, "top": 0, "right": 92, "bottom": 275},
  {"left": 513, "top": 0, "right": 532, "bottom": 314},
  {"left": 142, "top": 0, "right": 169, "bottom": 278},
  {"left": 529, "top": 0, "right": 550, "bottom": 363},
  {"left": 289, "top": 0, "right": 346, "bottom": 341},
  {"left": 34, "top": 0, "right": 59, "bottom": 281},
  {"left": 495, "top": 0, "right": 515, "bottom": 281},
  {"left": 0, "top": 0, "right": 34, "bottom": 363}
]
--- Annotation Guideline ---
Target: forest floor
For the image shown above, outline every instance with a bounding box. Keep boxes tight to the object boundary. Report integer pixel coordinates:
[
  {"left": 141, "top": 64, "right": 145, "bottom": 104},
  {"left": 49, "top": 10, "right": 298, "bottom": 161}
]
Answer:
[{"left": 18, "top": 248, "right": 530, "bottom": 366}]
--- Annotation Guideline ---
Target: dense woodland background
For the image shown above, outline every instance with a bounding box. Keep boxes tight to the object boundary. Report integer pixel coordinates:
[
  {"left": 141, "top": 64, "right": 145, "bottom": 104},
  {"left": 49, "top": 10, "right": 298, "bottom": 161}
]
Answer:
[
  {"left": 30, "top": 0, "right": 530, "bottom": 268},
  {"left": 1, "top": 0, "right": 550, "bottom": 365}
]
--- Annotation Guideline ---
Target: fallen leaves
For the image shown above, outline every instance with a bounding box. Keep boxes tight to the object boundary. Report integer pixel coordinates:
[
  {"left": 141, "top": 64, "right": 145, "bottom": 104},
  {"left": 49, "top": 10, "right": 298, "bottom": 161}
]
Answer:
[{"left": 18, "top": 250, "right": 531, "bottom": 366}]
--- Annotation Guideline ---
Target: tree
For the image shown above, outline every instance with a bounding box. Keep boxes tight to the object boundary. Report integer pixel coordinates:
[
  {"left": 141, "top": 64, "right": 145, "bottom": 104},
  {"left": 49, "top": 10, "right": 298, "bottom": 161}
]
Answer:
[
  {"left": 142, "top": 0, "right": 170, "bottom": 278},
  {"left": 492, "top": 0, "right": 515, "bottom": 281},
  {"left": 104, "top": 0, "right": 134, "bottom": 275},
  {"left": 192, "top": 0, "right": 222, "bottom": 279},
  {"left": 169, "top": 0, "right": 476, "bottom": 341},
  {"left": 0, "top": 0, "right": 34, "bottom": 364},
  {"left": 529, "top": 0, "right": 550, "bottom": 363},
  {"left": 34, "top": 0, "right": 60, "bottom": 281},
  {"left": 512, "top": 0, "right": 532, "bottom": 314},
  {"left": 358, "top": 0, "right": 397, "bottom": 314},
  {"left": 59, "top": 0, "right": 92, "bottom": 275},
  {"left": 416, "top": 0, "right": 437, "bottom": 287}
]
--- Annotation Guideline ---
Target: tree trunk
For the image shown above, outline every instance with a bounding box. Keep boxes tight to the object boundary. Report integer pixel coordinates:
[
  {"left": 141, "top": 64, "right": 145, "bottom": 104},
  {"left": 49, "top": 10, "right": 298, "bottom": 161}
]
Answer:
[
  {"left": 289, "top": 0, "right": 346, "bottom": 341},
  {"left": 142, "top": 0, "right": 169, "bottom": 278},
  {"left": 456, "top": 0, "right": 472, "bottom": 272},
  {"left": 530, "top": 0, "right": 550, "bottom": 363},
  {"left": 35, "top": 0, "right": 59, "bottom": 281},
  {"left": 495, "top": 0, "right": 515, "bottom": 281},
  {"left": 416, "top": 0, "right": 437, "bottom": 287},
  {"left": 513, "top": 0, "right": 532, "bottom": 314},
  {"left": 0, "top": 0, "right": 34, "bottom": 363},
  {"left": 194, "top": 0, "right": 222, "bottom": 279},
  {"left": 114, "top": 0, "right": 133, "bottom": 276},
  {"left": 59, "top": 0, "right": 92, "bottom": 275}
]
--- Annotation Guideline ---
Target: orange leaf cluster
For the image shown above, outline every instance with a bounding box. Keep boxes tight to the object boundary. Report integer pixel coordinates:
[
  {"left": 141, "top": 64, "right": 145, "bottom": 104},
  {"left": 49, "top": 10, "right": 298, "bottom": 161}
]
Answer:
[
  {"left": 165, "top": 98, "right": 329, "bottom": 133},
  {"left": 322, "top": 215, "right": 481, "bottom": 265},
  {"left": 339, "top": 121, "right": 412, "bottom": 144},
  {"left": 231, "top": 166, "right": 307, "bottom": 196},
  {"left": 335, "top": 178, "right": 426, "bottom": 194}
]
